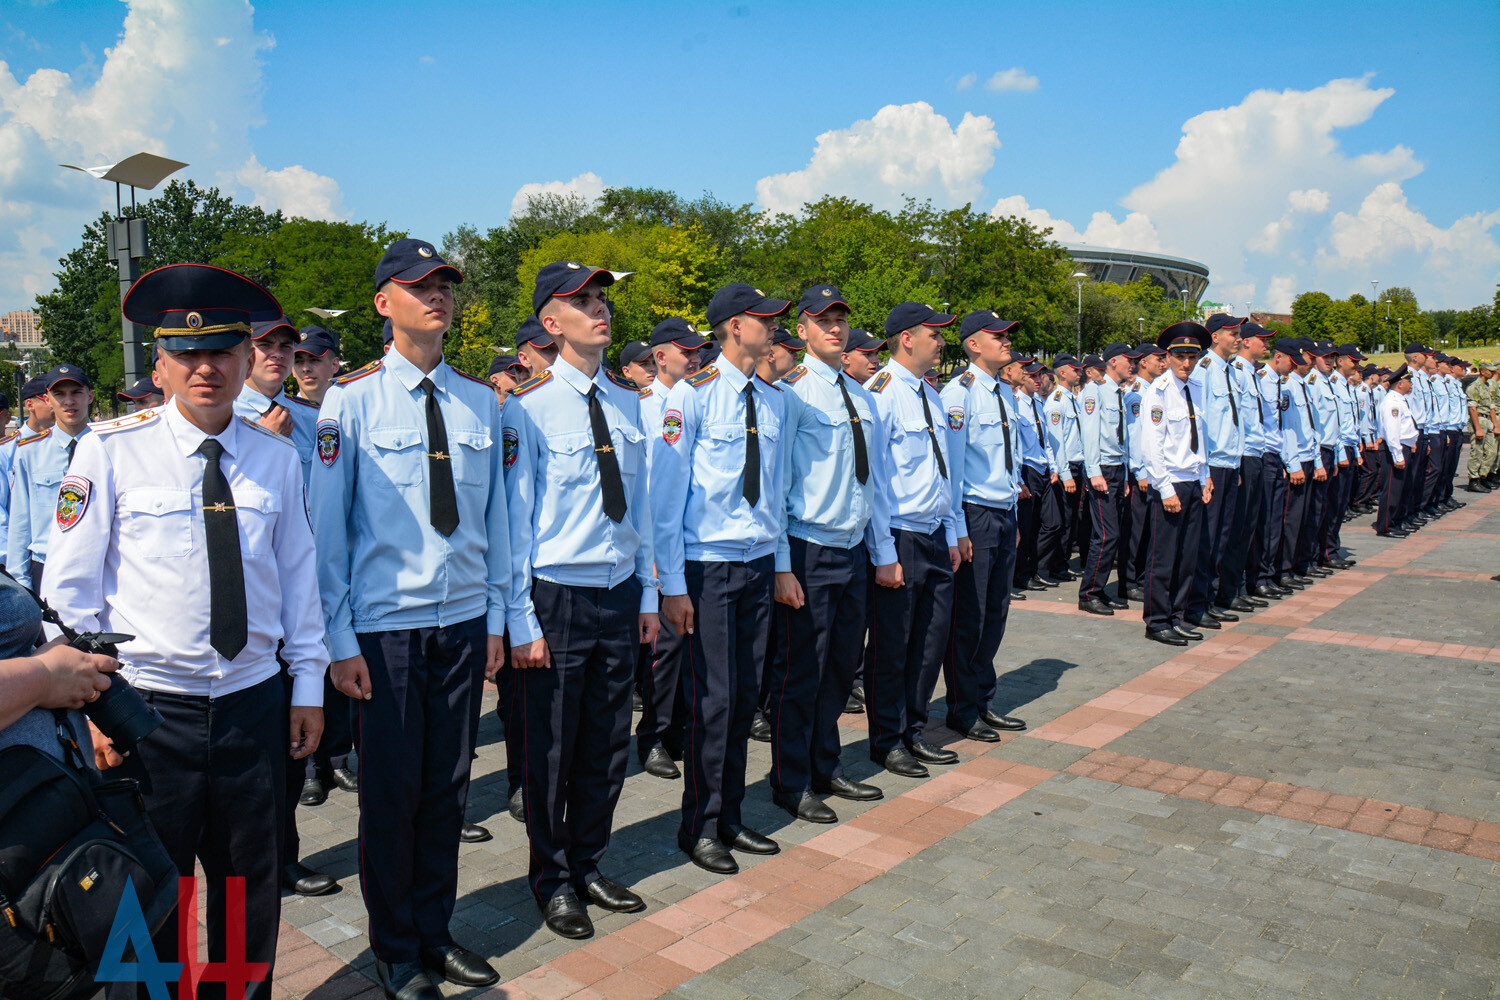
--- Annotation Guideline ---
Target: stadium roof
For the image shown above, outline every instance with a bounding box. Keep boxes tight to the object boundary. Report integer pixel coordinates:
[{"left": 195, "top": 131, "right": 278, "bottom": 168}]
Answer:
[{"left": 1063, "top": 244, "right": 1211, "bottom": 304}]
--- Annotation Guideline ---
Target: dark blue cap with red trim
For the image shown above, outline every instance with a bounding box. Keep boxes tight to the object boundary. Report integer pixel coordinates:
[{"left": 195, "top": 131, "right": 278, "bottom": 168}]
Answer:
[
  {"left": 649, "top": 317, "right": 708, "bottom": 349},
  {"left": 885, "top": 302, "right": 957, "bottom": 337},
  {"left": 798, "top": 284, "right": 849, "bottom": 317},
  {"left": 375, "top": 238, "right": 463, "bottom": 290},
  {"left": 706, "top": 283, "right": 793, "bottom": 327},
  {"left": 532, "top": 261, "right": 614, "bottom": 315},
  {"left": 959, "top": 310, "right": 1017, "bottom": 340}
]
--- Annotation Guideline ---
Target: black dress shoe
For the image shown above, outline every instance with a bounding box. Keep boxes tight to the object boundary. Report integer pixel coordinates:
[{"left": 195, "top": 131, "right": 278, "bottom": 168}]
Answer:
[
  {"left": 541, "top": 892, "right": 594, "bottom": 938},
  {"left": 843, "top": 694, "right": 864, "bottom": 714},
  {"left": 632, "top": 690, "right": 643, "bottom": 712},
  {"left": 881, "top": 746, "right": 929, "bottom": 778},
  {"left": 298, "top": 778, "right": 327, "bottom": 807},
  {"left": 679, "top": 831, "right": 738, "bottom": 873},
  {"left": 376, "top": 959, "right": 439, "bottom": 1000},
  {"left": 813, "top": 775, "right": 883, "bottom": 800},
  {"left": 960, "top": 722, "right": 1000, "bottom": 743},
  {"left": 1145, "top": 628, "right": 1188, "bottom": 646},
  {"left": 1470, "top": 483, "right": 1493, "bottom": 493},
  {"left": 1205, "top": 608, "right": 1238, "bottom": 622},
  {"left": 1187, "top": 616, "right": 1222, "bottom": 630},
  {"left": 749, "top": 713, "right": 771, "bottom": 742},
  {"left": 1034, "top": 575, "right": 1060, "bottom": 588},
  {"left": 1105, "top": 596, "right": 1129, "bottom": 609},
  {"left": 981, "top": 708, "right": 1027, "bottom": 731},
  {"left": 773, "top": 789, "right": 837, "bottom": 823},
  {"left": 1321, "top": 557, "right": 1351, "bottom": 570},
  {"left": 1125, "top": 588, "right": 1147, "bottom": 602},
  {"left": 907, "top": 739, "right": 959, "bottom": 765},
  {"left": 1306, "top": 566, "right": 1332, "bottom": 578},
  {"left": 1245, "top": 586, "right": 1282, "bottom": 600},
  {"left": 1078, "top": 598, "right": 1116, "bottom": 616},
  {"left": 1289, "top": 574, "right": 1314, "bottom": 586},
  {"left": 460, "top": 820, "right": 492, "bottom": 843},
  {"left": 508, "top": 787, "right": 524, "bottom": 823},
  {"left": 721, "top": 823, "right": 779, "bottom": 854},
  {"left": 1021, "top": 577, "right": 1050, "bottom": 591},
  {"left": 1010, "top": 591, "right": 1026, "bottom": 600},
  {"left": 1375, "top": 529, "right": 1409, "bottom": 538},
  {"left": 330, "top": 766, "right": 359, "bottom": 792},
  {"left": 850, "top": 684, "right": 866, "bottom": 705},
  {"left": 584, "top": 876, "right": 646, "bottom": 912},
  {"left": 1172, "top": 624, "right": 1205, "bottom": 641},
  {"left": 281, "top": 861, "right": 336, "bottom": 896},
  {"left": 641, "top": 745, "right": 681, "bottom": 778},
  {"left": 420, "top": 945, "right": 498, "bottom": 987},
  {"left": 1225, "top": 598, "right": 1257, "bottom": 613}
]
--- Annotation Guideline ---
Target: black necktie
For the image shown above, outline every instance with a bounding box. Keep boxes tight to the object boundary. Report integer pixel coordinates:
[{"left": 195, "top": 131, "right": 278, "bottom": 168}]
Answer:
[
  {"left": 1031, "top": 395, "right": 1044, "bottom": 439},
  {"left": 66, "top": 439, "right": 76, "bottom": 466},
  {"left": 919, "top": 385, "right": 949, "bottom": 479},
  {"left": 992, "top": 386, "right": 1013, "bottom": 474},
  {"left": 742, "top": 384, "right": 760, "bottom": 507},
  {"left": 1184, "top": 383, "right": 1199, "bottom": 453},
  {"left": 1301, "top": 383, "right": 1317, "bottom": 433},
  {"left": 1224, "top": 366, "right": 1239, "bottom": 426},
  {"left": 1254, "top": 372, "right": 1264, "bottom": 423},
  {"left": 837, "top": 377, "right": 869, "bottom": 485},
  {"left": 1115, "top": 387, "right": 1125, "bottom": 444},
  {"left": 587, "top": 385, "right": 627, "bottom": 522},
  {"left": 1277, "top": 379, "right": 1285, "bottom": 430},
  {"left": 421, "top": 378, "right": 459, "bottom": 536},
  {"left": 199, "top": 439, "right": 246, "bottom": 662}
]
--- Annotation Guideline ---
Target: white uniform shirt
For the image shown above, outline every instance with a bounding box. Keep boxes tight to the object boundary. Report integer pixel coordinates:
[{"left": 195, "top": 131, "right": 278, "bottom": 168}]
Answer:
[
  {"left": 1380, "top": 390, "right": 1418, "bottom": 455},
  {"left": 1138, "top": 371, "right": 1209, "bottom": 496}
]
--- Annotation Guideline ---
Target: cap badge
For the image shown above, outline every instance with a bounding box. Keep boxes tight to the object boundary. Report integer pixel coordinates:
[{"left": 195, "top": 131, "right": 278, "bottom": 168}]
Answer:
[
  {"left": 567, "top": 262, "right": 581, "bottom": 270},
  {"left": 186, "top": 312, "right": 202, "bottom": 329},
  {"left": 822, "top": 289, "right": 832, "bottom": 296},
  {"left": 755, "top": 288, "right": 765, "bottom": 296},
  {"left": 417, "top": 246, "right": 433, "bottom": 258}
]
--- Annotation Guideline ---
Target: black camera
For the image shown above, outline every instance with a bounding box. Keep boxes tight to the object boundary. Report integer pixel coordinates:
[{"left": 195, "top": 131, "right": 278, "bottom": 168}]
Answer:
[{"left": 39, "top": 605, "right": 163, "bottom": 752}]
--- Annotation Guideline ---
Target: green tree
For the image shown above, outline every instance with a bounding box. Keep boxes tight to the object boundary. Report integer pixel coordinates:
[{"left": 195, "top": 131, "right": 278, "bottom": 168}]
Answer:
[{"left": 1290, "top": 291, "right": 1333, "bottom": 342}]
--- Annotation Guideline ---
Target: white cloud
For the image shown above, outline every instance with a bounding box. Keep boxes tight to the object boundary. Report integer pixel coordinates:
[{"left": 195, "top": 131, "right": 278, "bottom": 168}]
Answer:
[
  {"left": 1267, "top": 275, "right": 1299, "bottom": 312},
  {"left": 1248, "top": 187, "right": 1331, "bottom": 254},
  {"left": 508, "top": 171, "right": 607, "bottom": 218},
  {"left": 0, "top": 0, "right": 346, "bottom": 306},
  {"left": 985, "top": 68, "right": 1039, "bottom": 93},
  {"left": 955, "top": 72, "right": 977, "bottom": 91},
  {"left": 756, "top": 102, "right": 1000, "bottom": 215},
  {"left": 989, "top": 195, "right": 1163, "bottom": 252}
]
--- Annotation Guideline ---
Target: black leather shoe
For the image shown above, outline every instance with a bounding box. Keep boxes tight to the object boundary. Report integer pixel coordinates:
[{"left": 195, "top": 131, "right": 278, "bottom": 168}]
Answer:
[
  {"left": 1246, "top": 586, "right": 1282, "bottom": 600},
  {"left": 1124, "top": 588, "right": 1147, "bottom": 602},
  {"left": 1078, "top": 598, "right": 1116, "bottom": 616},
  {"left": 1240, "top": 595, "right": 1269, "bottom": 608},
  {"left": 1289, "top": 575, "right": 1315, "bottom": 586},
  {"left": 1225, "top": 598, "right": 1256, "bottom": 613},
  {"left": 1376, "top": 529, "right": 1409, "bottom": 538},
  {"left": 1105, "top": 595, "right": 1129, "bottom": 609},
  {"left": 981, "top": 708, "right": 1026, "bottom": 731},
  {"left": 813, "top": 775, "right": 883, "bottom": 801},
  {"left": 960, "top": 722, "right": 1000, "bottom": 742},
  {"left": 376, "top": 959, "right": 439, "bottom": 1000},
  {"left": 281, "top": 861, "right": 336, "bottom": 896},
  {"left": 1021, "top": 577, "right": 1050, "bottom": 591},
  {"left": 641, "top": 745, "right": 680, "bottom": 778},
  {"left": 850, "top": 684, "right": 866, "bottom": 705},
  {"left": 584, "top": 876, "right": 646, "bottom": 912},
  {"left": 1010, "top": 591, "right": 1026, "bottom": 600},
  {"left": 907, "top": 739, "right": 959, "bottom": 765},
  {"left": 843, "top": 694, "right": 864, "bottom": 714},
  {"left": 721, "top": 823, "right": 780, "bottom": 854},
  {"left": 298, "top": 778, "right": 327, "bottom": 807},
  {"left": 1205, "top": 608, "right": 1238, "bottom": 622},
  {"left": 1306, "top": 566, "right": 1332, "bottom": 578},
  {"left": 420, "top": 945, "right": 498, "bottom": 987},
  {"left": 1321, "top": 557, "right": 1351, "bottom": 570},
  {"left": 330, "top": 766, "right": 359, "bottom": 791},
  {"left": 1470, "top": 483, "right": 1493, "bottom": 493},
  {"left": 508, "top": 787, "right": 524, "bottom": 823},
  {"left": 541, "top": 892, "right": 594, "bottom": 938},
  {"left": 460, "top": 820, "right": 491, "bottom": 843},
  {"left": 881, "top": 746, "right": 929, "bottom": 778},
  {"left": 749, "top": 713, "right": 771, "bottom": 742},
  {"left": 1145, "top": 628, "right": 1188, "bottom": 646},
  {"left": 1187, "top": 616, "right": 1222, "bottom": 630},
  {"left": 773, "top": 789, "right": 837, "bottom": 823},
  {"left": 678, "top": 831, "right": 738, "bottom": 873},
  {"left": 1172, "top": 624, "right": 1205, "bottom": 641}
]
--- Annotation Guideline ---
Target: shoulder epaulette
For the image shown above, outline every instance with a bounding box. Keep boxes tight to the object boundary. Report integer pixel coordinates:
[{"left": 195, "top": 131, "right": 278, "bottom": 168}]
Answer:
[
  {"left": 453, "top": 368, "right": 494, "bottom": 389},
  {"left": 17, "top": 428, "right": 51, "bottom": 446},
  {"left": 0, "top": 431, "right": 16, "bottom": 446},
  {"left": 1052, "top": 390, "right": 1062, "bottom": 401},
  {"left": 91, "top": 411, "right": 159, "bottom": 435},
  {"left": 685, "top": 365, "right": 719, "bottom": 389},
  {"left": 605, "top": 369, "right": 638, "bottom": 392},
  {"left": 1307, "top": 373, "right": 1317, "bottom": 383},
  {"left": 1198, "top": 356, "right": 1211, "bottom": 368},
  {"left": 869, "top": 372, "right": 892, "bottom": 393},
  {"left": 287, "top": 394, "right": 320, "bottom": 408},
  {"left": 333, "top": 360, "right": 382, "bottom": 385},
  {"left": 782, "top": 365, "right": 807, "bottom": 386},
  {"left": 510, "top": 370, "right": 552, "bottom": 398},
  {"left": 957, "top": 371, "right": 975, "bottom": 388},
  {"left": 639, "top": 386, "right": 653, "bottom": 399},
  {"left": 755, "top": 375, "right": 782, "bottom": 391},
  {"left": 240, "top": 416, "right": 295, "bottom": 445},
  {"left": 1279, "top": 375, "right": 1288, "bottom": 383}
]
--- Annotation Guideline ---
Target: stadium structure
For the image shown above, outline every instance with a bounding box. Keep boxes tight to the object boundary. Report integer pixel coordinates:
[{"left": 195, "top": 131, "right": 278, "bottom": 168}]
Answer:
[{"left": 1063, "top": 244, "right": 1211, "bottom": 306}]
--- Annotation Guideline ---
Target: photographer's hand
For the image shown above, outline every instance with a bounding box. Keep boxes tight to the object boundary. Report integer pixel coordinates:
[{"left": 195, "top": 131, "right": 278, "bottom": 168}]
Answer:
[{"left": 90, "top": 720, "right": 127, "bottom": 770}]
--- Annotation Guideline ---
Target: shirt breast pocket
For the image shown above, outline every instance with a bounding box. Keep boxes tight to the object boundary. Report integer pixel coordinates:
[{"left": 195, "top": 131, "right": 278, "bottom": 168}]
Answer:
[
  {"left": 234, "top": 487, "right": 281, "bottom": 556},
  {"left": 120, "top": 488, "right": 196, "bottom": 559},
  {"left": 614, "top": 425, "right": 645, "bottom": 480},
  {"left": 702, "top": 422, "right": 746, "bottom": 471},
  {"left": 367, "top": 427, "right": 424, "bottom": 488},
  {"left": 544, "top": 431, "right": 594, "bottom": 486},
  {"left": 449, "top": 429, "right": 493, "bottom": 487},
  {"left": 809, "top": 407, "right": 846, "bottom": 453}
]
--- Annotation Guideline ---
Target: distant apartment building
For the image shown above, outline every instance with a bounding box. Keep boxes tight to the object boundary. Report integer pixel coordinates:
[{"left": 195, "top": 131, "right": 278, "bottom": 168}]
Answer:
[{"left": 0, "top": 310, "right": 42, "bottom": 346}]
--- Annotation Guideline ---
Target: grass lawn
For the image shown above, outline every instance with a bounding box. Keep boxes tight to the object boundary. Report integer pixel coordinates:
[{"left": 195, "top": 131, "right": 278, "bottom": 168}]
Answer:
[{"left": 1363, "top": 344, "right": 1499, "bottom": 367}]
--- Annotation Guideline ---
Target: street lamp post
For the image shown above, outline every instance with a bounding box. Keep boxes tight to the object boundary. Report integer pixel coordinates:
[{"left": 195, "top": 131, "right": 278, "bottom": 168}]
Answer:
[
  {"left": 1072, "top": 272, "right": 1088, "bottom": 356},
  {"left": 1137, "top": 317, "right": 1145, "bottom": 338},
  {"left": 1370, "top": 280, "right": 1379, "bottom": 353}
]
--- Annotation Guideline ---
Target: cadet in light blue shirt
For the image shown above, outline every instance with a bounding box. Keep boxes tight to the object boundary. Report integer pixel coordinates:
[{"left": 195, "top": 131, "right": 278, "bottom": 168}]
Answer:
[
  {"left": 307, "top": 238, "right": 506, "bottom": 988},
  {"left": 0, "top": 379, "right": 56, "bottom": 571},
  {"left": 1224, "top": 325, "right": 1275, "bottom": 608},
  {"left": 233, "top": 318, "right": 319, "bottom": 483},
  {"left": 502, "top": 262, "right": 658, "bottom": 933},
  {"left": 1039, "top": 356, "right": 1086, "bottom": 579},
  {"left": 8, "top": 365, "right": 93, "bottom": 592},
  {"left": 1075, "top": 343, "right": 1133, "bottom": 611},
  {"left": 1186, "top": 315, "right": 1248, "bottom": 626}
]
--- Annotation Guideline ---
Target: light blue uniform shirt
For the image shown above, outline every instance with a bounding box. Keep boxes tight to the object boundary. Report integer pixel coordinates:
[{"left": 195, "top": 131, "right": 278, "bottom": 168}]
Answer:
[
  {"left": 233, "top": 384, "right": 319, "bottom": 484},
  {"left": 939, "top": 365, "right": 1022, "bottom": 532},
  {"left": 1408, "top": 369, "right": 1433, "bottom": 431},
  {"left": 1124, "top": 377, "right": 1146, "bottom": 479},
  {"left": 1078, "top": 376, "right": 1129, "bottom": 477},
  {"left": 7, "top": 426, "right": 89, "bottom": 588},
  {"left": 308, "top": 348, "right": 511, "bottom": 661},
  {"left": 1285, "top": 373, "right": 1324, "bottom": 469},
  {"left": 1042, "top": 387, "right": 1083, "bottom": 480},
  {"left": 1304, "top": 371, "right": 1339, "bottom": 449},
  {"left": 1235, "top": 359, "right": 1271, "bottom": 458},
  {"left": 1355, "top": 382, "right": 1377, "bottom": 443},
  {"left": 865, "top": 362, "right": 957, "bottom": 544},
  {"left": 1256, "top": 371, "right": 1297, "bottom": 467},
  {"left": 650, "top": 362, "right": 786, "bottom": 595},
  {"left": 1440, "top": 374, "right": 1464, "bottom": 430},
  {"left": 1187, "top": 352, "right": 1246, "bottom": 469},
  {"left": 0, "top": 429, "right": 18, "bottom": 567},
  {"left": 639, "top": 380, "right": 669, "bottom": 459},
  {"left": 1329, "top": 373, "right": 1360, "bottom": 448},
  {"left": 776, "top": 355, "right": 896, "bottom": 569},
  {"left": 501, "top": 359, "right": 655, "bottom": 646},
  {"left": 1014, "top": 387, "right": 1054, "bottom": 474}
]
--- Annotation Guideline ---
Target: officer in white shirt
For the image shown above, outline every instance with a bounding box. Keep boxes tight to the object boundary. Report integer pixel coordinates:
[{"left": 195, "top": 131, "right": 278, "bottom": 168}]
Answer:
[
  {"left": 42, "top": 263, "right": 327, "bottom": 1000},
  {"left": 1376, "top": 365, "right": 1418, "bottom": 536}
]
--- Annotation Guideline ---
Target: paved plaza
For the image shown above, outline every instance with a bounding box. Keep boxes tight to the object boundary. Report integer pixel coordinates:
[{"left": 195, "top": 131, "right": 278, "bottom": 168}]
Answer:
[{"left": 266, "top": 488, "right": 1500, "bottom": 1000}]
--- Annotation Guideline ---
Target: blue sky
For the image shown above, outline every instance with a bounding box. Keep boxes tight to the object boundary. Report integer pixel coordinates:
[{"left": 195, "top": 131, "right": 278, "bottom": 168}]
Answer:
[{"left": 3, "top": 0, "right": 1497, "bottom": 313}]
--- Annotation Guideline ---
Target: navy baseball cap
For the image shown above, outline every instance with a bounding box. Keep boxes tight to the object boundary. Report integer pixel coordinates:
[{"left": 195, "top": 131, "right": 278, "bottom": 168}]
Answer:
[
  {"left": 1203, "top": 313, "right": 1247, "bottom": 334},
  {"left": 374, "top": 238, "right": 463, "bottom": 290},
  {"left": 296, "top": 327, "right": 339, "bottom": 358},
  {"left": 1404, "top": 342, "right": 1433, "bottom": 355},
  {"left": 516, "top": 316, "right": 553, "bottom": 349},
  {"left": 845, "top": 328, "right": 886, "bottom": 353},
  {"left": 798, "top": 284, "right": 850, "bottom": 317},
  {"left": 116, "top": 377, "right": 159, "bottom": 401},
  {"left": 122, "top": 262, "right": 283, "bottom": 351},
  {"left": 772, "top": 327, "right": 806, "bottom": 351},
  {"left": 649, "top": 317, "right": 709, "bottom": 349},
  {"left": 251, "top": 317, "right": 298, "bottom": 341},
  {"left": 1305, "top": 340, "right": 1339, "bottom": 357},
  {"left": 1272, "top": 339, "right": 1306, "bottom": 364},
  {"left": 488, "top": 354, "right": 524, "bottom": 376},
  {"left": 1158, "top": 322, "right": 1210, "bottom": 354},
  {"left": 1136, "top": 342, "right": 1167, "bottom": 357},
  {"left": 1052, "top": 353, "right": 1084, "bottom": 370},
  {"left": 705, "top": 283, "right": 793, "bottom": 327},
  {"left": 1337, "top": 343, "right": 1367, "bottom": 360},
  {"left": 1239, "top": 321, "right": 1275, "bottom": 341},
  {"left": 700, "top": 340, "right": 722, "bottom": 364},
  {"left": 43, "top": 364, "right": 90, "bottom": 391},
  {"left": 532, "top": 261, "right": 615, "bottom": 315},
  {"left": 1102, "top": 342, "right": 1133, "bottom": 363},
  {"left": 959, "top": 310, "right": 1017, "bottom": 340},
  {"left": 619, "top": 342, "right": 653, "bottom": 368},
  {"left": 885, "top": 302, "right": 956, "bottom": 337},
  {"left": 19, "top": 376, "right": 46, "bottom": 402},
  {"left": 1081, "top": 354, "right": 1104, "bottom": 370}
]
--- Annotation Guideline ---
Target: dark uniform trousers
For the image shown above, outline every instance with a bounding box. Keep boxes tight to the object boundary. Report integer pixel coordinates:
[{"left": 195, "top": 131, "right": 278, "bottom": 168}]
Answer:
[
  {"left": 942, "top": 505, "right": 1016, "bottom": 732},
  {"left": 1421, "top": 432, "right": 1445, "bottom": 510},
  {"left": 1409, "top": 433, "right": 1433, "bottom": 515},
  {"left": 1144, "top": 483, "right": 1205, "bottom": 633},
  {"left": 1325, "top": 445, "right": 1357, "bottom": 559},
  {"left": 1038, "top": 461, "right": 1083, "bottom": 576},
  {"left": 1442, "top": 429, "right": 1462, "bottom": 502},
  {"left": 865, "top": 526, "right": 953, "bottom": 761},
  {"left": 1375, "top": 443, "right": 1406, "bottom": 534},
  {"left": 680, "top": 556, "right": 773, "bottom": 843},
  {"left": 1356, "top": 444, "right": 1382, "bottom": 507},
  {"left": 1012, "top": 465, "right": 1046, "bottom": 585},
  {"left": 512, "top": 578, "right": 639, "bottom": 904},
  {"left": 1222, "top": 453, "right": 1262, "bottom": 602},
  {"left": 121, "top": 676, "right": 284, "bottom": 1000},
  {"left": 636, "top": 617, "right": 687, "bottom": 760},
  {"left": 1079, "top": 464, "right": 1127, "bottom": 603},
  {"left": 306, "top": 680, "right": 353, "bottom": 779},
  {"left": 1125, "top": 470, "right": 1151, "bottom": 594},
  {"left": 1254, "top": 454, "right": 1287, "bottom": 590},
  {"left": 356, "top": 616, "right": 486, "bottom": 963},
  {"left": 1189, "top": 464, "right": 1239, "bottom": 622},
  {"left": 1279, "top": 461, "right": 1313, "bottom": 579},
  {"left": 766, "top": 538, "right": 868, "bottom": 796},
  {"left": 1295, "top": 456, "right": 1328, "bottom": 573}
]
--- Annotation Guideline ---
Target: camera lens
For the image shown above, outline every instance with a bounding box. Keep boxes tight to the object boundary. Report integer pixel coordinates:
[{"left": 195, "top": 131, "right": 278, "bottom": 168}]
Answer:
[{"left": 84, "top": 673, "right": 163, "bottom": 752}]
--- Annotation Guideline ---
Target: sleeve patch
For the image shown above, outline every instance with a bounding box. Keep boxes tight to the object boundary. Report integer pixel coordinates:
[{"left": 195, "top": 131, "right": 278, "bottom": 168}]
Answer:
[
  {"left": 56, "top": 475, "right": 91, "bottom": 530},
  {"left": 1150, "top": 406, "right": 1164, "bottom": 424},
  {"left": 662, "top": 408, "right": 684, "bottom": 444},
  {"left": 503, "top": 426, "right": 519, "bottom": 468},
  {"left": 946, "top": 407, "right": 965, "bottom": 430},
  {"left": 1130, "top": 402, "right": 1141, "bottom": 417},
  {"left": 316, "top": 418, "right": 340, "bottom": 467},
  {"left": 1083, "top": 397, "right": 1096, "bottom": 414},
  {"left": 1049, "top": 411, "right": 1061, "bottom": 424}
]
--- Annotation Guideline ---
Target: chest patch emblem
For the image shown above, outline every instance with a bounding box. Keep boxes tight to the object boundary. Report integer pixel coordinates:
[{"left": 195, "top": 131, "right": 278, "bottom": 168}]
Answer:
[
  {"left": 316, "top": 419, "right": 340, "bottom": 467},
  {"left": 56, "top": 475, "right": 91, "bottom": 530},
  {"left": 947, "top": 407, "right": 964, "bottom": 431},
  {"left": 1150, "top": 406, "right": 1164, "bottom": 425},
  {"left": 503, "top": 427, "right": 519, "bottom": 468},
  {"left": 662, "top": 409, "right": 684, "bottom": 445}
]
